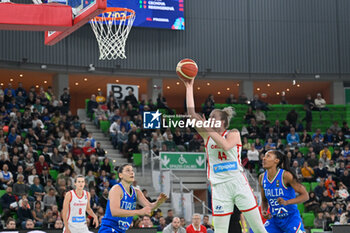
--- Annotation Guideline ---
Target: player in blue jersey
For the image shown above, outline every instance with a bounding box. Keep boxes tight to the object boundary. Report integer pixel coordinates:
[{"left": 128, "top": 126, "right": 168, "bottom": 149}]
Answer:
[
  {"left": 259, "top": 150, "right": 309, "bottom": 233},
  {"left": 99, "top": 164, "right": 168, "bottom": 233}
]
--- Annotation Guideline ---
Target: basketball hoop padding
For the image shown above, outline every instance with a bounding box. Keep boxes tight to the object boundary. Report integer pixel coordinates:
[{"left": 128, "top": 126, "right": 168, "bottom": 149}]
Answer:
[{"left": 0, "top": 3, "right": 72, "bottom": 31}]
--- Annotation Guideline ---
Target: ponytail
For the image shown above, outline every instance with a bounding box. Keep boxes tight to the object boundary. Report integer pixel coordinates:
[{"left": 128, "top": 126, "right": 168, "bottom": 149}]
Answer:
[
  {"left": 211, "top": 107, "right": 237, "bottom": 128},
  {"left": 271, "top": 150, "right": 299, "bottom": 182}
]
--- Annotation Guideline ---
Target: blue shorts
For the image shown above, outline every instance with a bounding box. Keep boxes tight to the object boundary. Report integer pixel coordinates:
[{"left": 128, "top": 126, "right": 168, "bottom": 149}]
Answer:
[
  {"left": 99, "top": 224, "right": 124, "bottom": 233},
  {"left": 263, "top": 213, "right": 305, "bottom": 233}
]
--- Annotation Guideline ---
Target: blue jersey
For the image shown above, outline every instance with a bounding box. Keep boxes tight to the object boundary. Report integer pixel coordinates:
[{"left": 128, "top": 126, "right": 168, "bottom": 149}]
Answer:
[
  {"left": 100, "top": 183, "right": 137, "bottom": 232},
  {"left": 262, "top": 169, "right": 299, "bottom": 218}
]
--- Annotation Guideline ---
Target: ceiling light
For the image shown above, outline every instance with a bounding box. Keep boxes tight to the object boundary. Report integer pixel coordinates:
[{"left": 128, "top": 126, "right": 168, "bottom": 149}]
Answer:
[
  {"left": 207, "top": 82, "right": 210, "bottom": 86},
  {"left": 44, "top": 81, "right": 47, "bottom": 84},
  {"left": 218, "top": 92, "right": 221, "bottom": 95},
  {"left": 116, "top": 80, "right": 119, "bottom": 83},
  {"left": 167, "top": 86, "right": 170, "bottom": 89},
  {"left": 237, "top": 83, "right": 240, "bottom": 86},
  {"left": 197, "top": 87, "right": 200, "bottom": 90},
  {"left": 286, "top": 88, "right": 290, "bottom": 91},
  {"left": 257, "top": 88, "right": 260, "bottom": 91},
  {"left": 9, "top": 78, "right": 13, "bottom": 82},
  {"left": 276, "top": 92, "right": 280, "bottom": 95},
  {"left": 75, "top": 82, "right": 79, "bottom": 86},
  {"left": 267, "top": 84, "right": 271, "bottom": 87},
  {"left": 227, "top": 88, "right": 230, "bottom": 91},
  {"left": 19, "top": 74, "right": 23, "bottom": 77},
  {"left": 0, "top": 83, "right": 3, "bottom": 86},
  {"left": 97, "top": 88, "right": 101, "bottom": 91},
  {"left": 84, "top": 78, "right": 88, "bottom": 81},
  {"left": 137, "top": 85, "right": 140, "bottom": 88},
  {"left": 35, "top": 85, "right": 39, "bottom": 88},
  {"left": 297, "top": 84, "right": 300, "bottom": 87},
  {"left": 176, "top": 82, "right": 180, "bottom": 85}
]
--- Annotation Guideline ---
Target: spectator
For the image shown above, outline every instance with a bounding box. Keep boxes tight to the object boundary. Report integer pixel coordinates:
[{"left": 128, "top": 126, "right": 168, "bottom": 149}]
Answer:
[
  {"left": 302, "top": 105, "right": 312, "bottom": 132},
  {"left": 290, "top": 160, "right": 302, "bottom": 180},
  {"left": 186, "top": 213, "right": 207, "bottom": 233},
  {"left": 43, "top": 188, "right": 57, "bottom": 210},
  {"left": 226, "top": 94, "right": 237, "bottom": 104},
  {"left": 334, "top": 131, "right": 345, "bottom": 147},
  {"left": 264, "top": 138, "right": 276, "bottom": 151},
  {"left": 60, "top": 88, "right": 71, "bottom": 114},
  {"left": 163, "top": 217, "right": 186, "bottom": 233},
  {"left": 140, "top": 215, "right": 153, "bottom": 228},
  {"left": 244, "top": 107, "right": 256, "bottom": 124},
  {"left": 54, "top": 219, "right": 64, "bottom": 229},
  {"left": 301, "top": 161, "right": 314, "bottom": 182},
  {"left": 247, "top": 119, "right": 260, "bottom": 139},
  {"left": 304, "top": 94, "right": 315, "bottom": 110},
  {"left": 247, "top": 144, "right": 259, "bottom": 172},
  {"left": 202, "top": 215, "right": 213, "bottom": 229},
  {"left": 157, "top": 216, "right": 167, "bottom": 231},
  {"left": 17, "top": 197, "right": 34, "bottom": 229},
  {"left": 340, "top": 169, "right": 350, "bottom": 189},
  {"left": 314, "top": 93, "right": 328, "bottom": 111},
  {"left": 35, "top": 155, "right": 49, "bottom": 176},
  {"left": 180, "top": 217, "right": 186, "bottom": 228},
  {"left": 0, "top": 186, "right": 17, "bottom": 221},
  {"left": 314, "top": 180, "right": 326, "bottom": 199},
  {"left": 124, "top": 89, "right": 139, "bottom": 108},
  {"left": 0, "top": 164, "right": 13, "bottom": 189},
  {"left": 13, "top": 174, "right": 29, "bottom": 196},
  {"left": 30, "top": 176, "right": 45, "bottom": 198},
  {"left": 32, "top": 201, "right": 44, "bottom": 227},
  {"left": 87, "top": 94, "right": 98, "bottom": 120},
  {"left": 165, "top": 209, "right": 174, "bottom": 224},
  {"left": 265, "top": 127, "right": 278, "bottom": 143},
  {"left": 83, "top": 141, "right": 96, "bottom": 158},
  {"left": 320, "top": 145, "right": 332, "bottom": 160},
  {"left": 341, "top": 145, "right": 350, "bottom": 159},
  {"left": 286, "top": 109, "right": 298, "bottom": 128},
  {"left": 312, "top": 136, "right": 324, "bottom": 154},
  {"left": 286, "top": 127, "right": 300, "bottom": 147},
  {"left": 313, "top": 212, "right": 326, "bottom": 229},
  {"left": 5, "top": 218, "right": 16, "bottom": 229},
  {"left": 323, "top": 129, "right": 335, "bottom": 146},
  {"left": 254, "top": 108, "right": 266, "bottom": 124},
  {"left": 314, "top": 162, "right": 328, "bottom": 181},
  {"left": 94, "top": 104, "right": 107, "bottom": 126},
  {"left": 304, "top": 192, "right": 319, "bottom": 213},
  {"left": 250, "top": 94, "right": 269, "bottom": 111},
  {"left": 300, "top": 130, "right": 312, "bottom": 147}
]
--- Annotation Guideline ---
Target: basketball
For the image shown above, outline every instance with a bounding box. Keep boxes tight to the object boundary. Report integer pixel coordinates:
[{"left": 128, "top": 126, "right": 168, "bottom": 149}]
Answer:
[{"left": 176, "top": 58, "right": 198, "bottom": 81}]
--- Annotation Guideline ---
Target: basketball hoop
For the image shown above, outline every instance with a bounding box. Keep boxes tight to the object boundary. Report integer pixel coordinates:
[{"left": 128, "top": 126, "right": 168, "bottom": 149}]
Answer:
[{"left": 90, "top": 7, "right": 135, "bottom": 60}]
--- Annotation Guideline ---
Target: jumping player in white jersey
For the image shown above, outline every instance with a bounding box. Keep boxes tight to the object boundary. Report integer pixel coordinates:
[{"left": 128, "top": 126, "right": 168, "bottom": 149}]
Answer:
[
  {"left": 62, "top": 175, "right": 99, "bottom": 233},
  {"left": 183, "top": 78, "right": 267, "bottom": 233}
]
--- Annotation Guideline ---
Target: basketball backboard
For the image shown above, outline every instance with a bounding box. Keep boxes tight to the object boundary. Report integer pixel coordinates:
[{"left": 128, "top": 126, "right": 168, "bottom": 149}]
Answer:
[{"left": 45, "top": 0, "right": 106, "bottom": 45}]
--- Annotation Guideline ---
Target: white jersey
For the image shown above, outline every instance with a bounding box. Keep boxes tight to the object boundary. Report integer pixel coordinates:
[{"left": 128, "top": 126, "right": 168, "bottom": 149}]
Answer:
[
  {"left": 66, "top": 190, "right": 89, "bottom": 231},
  {"left": 205, "top": 130, "right": 243, "bottom": 185}
]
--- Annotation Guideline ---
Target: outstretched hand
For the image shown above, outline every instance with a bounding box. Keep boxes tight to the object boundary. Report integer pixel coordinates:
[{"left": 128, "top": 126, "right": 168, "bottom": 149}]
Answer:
[{"left": 156, "top": 193, "right": 168, "bottom": 206}]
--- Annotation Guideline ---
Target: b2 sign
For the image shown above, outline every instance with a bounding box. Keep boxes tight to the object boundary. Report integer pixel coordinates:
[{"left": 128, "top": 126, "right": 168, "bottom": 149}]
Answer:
[{"left": 107, "top": 84, "right": 139, "bottom": 101}]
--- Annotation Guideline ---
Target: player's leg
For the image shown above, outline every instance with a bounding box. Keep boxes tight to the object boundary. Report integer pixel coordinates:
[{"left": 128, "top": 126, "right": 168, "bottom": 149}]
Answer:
[
  {"left": 98, "top": 225, "right": 116, "bottom": 233},
  {"left": 211, "top": 182, "right": 234, "bottom": 233},
  {"left": 233, "top": 173, "right": 267, "bottom": 233}
]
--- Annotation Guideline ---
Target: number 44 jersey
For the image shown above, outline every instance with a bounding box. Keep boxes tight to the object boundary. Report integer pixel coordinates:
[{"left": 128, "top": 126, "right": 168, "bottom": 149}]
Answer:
[{"left": 205, "top": 130, "right": 244, "bottom": 185}]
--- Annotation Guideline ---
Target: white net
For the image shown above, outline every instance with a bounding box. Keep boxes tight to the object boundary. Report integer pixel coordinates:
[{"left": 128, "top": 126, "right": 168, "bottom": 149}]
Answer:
[{"left": 90, "top": 8, "right": 135, "bottom": 60}]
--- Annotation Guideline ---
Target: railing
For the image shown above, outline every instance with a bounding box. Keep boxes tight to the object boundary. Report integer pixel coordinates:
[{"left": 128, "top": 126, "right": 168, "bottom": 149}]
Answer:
[{"left": 149, "top": 150, "right": 211, "bottom": 216}]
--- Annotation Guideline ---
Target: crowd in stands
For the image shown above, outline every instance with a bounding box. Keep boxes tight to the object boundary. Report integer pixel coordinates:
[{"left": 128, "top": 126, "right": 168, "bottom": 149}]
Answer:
[{"left": 1, "top": 81, "right": 350, "bottom": 231}]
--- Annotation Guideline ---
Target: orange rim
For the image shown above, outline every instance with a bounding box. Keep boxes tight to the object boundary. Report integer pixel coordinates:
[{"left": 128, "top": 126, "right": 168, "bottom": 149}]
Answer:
[{"left": 94, "top": 7, "right": 135, "bottom": 21}]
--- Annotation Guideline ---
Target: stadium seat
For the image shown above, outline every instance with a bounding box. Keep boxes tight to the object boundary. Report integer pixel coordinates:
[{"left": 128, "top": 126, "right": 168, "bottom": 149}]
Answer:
[
  {"left": 302, "top": 182, "right": 311, "bottom": 192},
  {"left": 299, "top": 147, "right": 309, "bottom": 155},
  {"left": 302, "top": 212, "right": 315, "bottom": 228},
  {"left": 297, "top": 203, "right": 305, "bottom": 213},
  {"left": 100, "top": 120, "right": 110, "bottom": 134},
  {"left": 311, "top": 182, "right": 319, "bottom": 191},
  {"left": 133, "top": 153, "right": 142, "bottom": 167},
  {"left": 49, "top": 169, "right": 59, "bottom": 181},
  {"left": 311, "top": 229, "right": 324, "bottom": 233}
]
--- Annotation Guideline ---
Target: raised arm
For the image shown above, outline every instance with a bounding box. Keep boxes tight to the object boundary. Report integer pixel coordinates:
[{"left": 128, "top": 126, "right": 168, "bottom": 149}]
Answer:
[
  {"left": 183, "top": 79, "right": 208, "bottom": 140},
  {"left": 108, "top": 185, "right": 151, "bottom": 217},
  {"left": 206, "top": 129, "right": 241, "bottom": 151}
]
